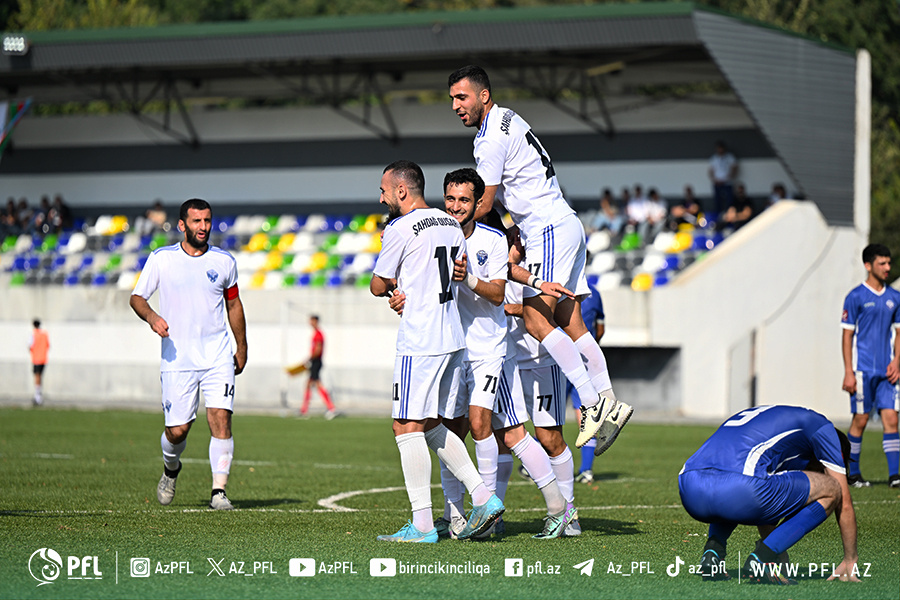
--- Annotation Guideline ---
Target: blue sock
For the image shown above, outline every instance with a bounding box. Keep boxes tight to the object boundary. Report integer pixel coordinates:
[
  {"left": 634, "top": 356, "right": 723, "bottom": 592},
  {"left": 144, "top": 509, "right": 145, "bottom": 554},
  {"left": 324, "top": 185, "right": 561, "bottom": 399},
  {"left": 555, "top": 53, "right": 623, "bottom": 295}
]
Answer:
[
  {"left": 579, "top": 439, "right": 596, "bottom": 473},
  {"left": 848, "top": 433, "right": 862, "bottom": 476},
  {"left": 708, "top": 522, "right": 736, "bottom": 550},
  {"left": 883, "top": 432, "right": 899, "bottom": 476},
  {"left": 762, "top": 502, "right": 828, "bottom": 555}
]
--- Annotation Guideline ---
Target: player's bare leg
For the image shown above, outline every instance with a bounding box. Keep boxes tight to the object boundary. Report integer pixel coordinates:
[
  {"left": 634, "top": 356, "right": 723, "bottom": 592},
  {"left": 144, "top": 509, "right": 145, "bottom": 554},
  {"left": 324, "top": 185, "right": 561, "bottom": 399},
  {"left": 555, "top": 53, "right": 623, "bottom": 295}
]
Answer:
[{"left": 207, "top": 408, "right": 235, "bottom": 510}]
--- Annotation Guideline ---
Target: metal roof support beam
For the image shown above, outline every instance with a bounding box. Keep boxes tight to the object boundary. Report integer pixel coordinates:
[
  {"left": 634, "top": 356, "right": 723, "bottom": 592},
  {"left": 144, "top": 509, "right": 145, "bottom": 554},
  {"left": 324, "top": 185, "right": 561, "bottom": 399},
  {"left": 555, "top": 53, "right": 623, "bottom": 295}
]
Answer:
[
  {"left": 488, "top": 63, "right": 615, "bottom": 138},
  {"left": 247, "top": 64, "right": 399, "bottom": 144}
]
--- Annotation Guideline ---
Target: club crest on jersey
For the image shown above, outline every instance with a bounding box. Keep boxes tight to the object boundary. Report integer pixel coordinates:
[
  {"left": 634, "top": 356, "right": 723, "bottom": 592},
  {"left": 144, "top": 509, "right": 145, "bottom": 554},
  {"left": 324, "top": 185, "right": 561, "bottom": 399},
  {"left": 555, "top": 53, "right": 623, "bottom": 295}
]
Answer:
[
  {"left": 207, "top": 270, "right": 218, "bottom": 283},
  {"left": 888, "top": 300, "right": 896, "bottom": 310},
  {"left": 477, "top": 250, "right": 488, "bottom": 266}
]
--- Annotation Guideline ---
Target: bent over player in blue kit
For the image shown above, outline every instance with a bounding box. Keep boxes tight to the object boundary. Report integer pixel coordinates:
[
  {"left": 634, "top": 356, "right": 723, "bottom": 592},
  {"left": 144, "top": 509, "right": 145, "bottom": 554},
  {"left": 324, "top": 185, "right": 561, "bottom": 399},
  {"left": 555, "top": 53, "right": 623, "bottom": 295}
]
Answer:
[
  {"left": 841, "top": 243, "right": 900, "bottom": 488},
  {"left": 679, "top": 405, "right": 860, "bottom": 585}
]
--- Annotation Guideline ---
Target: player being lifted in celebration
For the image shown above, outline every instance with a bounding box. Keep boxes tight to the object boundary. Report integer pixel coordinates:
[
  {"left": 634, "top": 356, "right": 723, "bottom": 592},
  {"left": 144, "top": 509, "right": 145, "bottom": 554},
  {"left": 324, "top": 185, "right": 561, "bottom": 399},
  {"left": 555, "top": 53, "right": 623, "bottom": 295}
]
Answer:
[
  {"left": 393, "top": 168, "right": 574, "bottom": 539},
  {"left": 841, "top": 243, "right": 900, "bottom": 488},
  {"left": 130, "top": 199, "right": 248, "bottom": 510},
  {"left": 679, "top": 405, "right": 860, "bottom": 585},
  {"left": 370, "top": 160, "right": 504, "bottom": 542},
  {"left": 448, "top": 65, "right": 631, "bottom": 454}
]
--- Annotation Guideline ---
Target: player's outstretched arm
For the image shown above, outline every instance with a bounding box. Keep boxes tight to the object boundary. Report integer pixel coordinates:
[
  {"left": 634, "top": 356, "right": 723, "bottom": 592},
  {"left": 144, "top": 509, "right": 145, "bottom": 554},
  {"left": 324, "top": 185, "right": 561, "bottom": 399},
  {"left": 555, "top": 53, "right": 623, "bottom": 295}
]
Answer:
[
  {"left": 130, "top": 294, "right": 169, "bottom": 338},
  {"left": 508, "top": 263, "right": 575, "bottom": 300},
  {"left": 227, "top": 295, "right": 248, "bottom": 375},
  {"left": 826, "top": 471, "right": 860, "bottom": 582}
]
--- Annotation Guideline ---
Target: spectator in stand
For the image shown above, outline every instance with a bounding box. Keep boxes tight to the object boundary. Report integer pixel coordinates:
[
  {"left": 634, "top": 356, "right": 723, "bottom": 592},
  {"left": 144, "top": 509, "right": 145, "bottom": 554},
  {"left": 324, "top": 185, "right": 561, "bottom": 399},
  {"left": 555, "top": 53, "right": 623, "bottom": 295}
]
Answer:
[
  {"left": 666, "top": 185, "right": 701, "bottom": 232},
  {"left": 1, "top": 197, "right": 20, "bottom": 237},
  {"left": 626, "top": 184, "right": 648, "bottom": 231},
  {"left": 718, "top": 182, "right": 754, "bottom": 232},
  {"left": 16, "top": 198, "right": 33, "bottom": 235},
  {"left": 138, "top": 200, "right": 170, "bottom": 236},
  {"left": 644, "top": 188, "right": 668, "bottom": 243},
  {"left": 708, "top": 140, "right": 738, "bottom": 217},
  {"left": 768, "top": 183, "right": 788, "bottom": 208},
  {"left": 49, "top": 194, "right": 72, "bottom": 232},
  {"left": 590, "top": 187, "right": 625, "bottom": 235},
  {"left": 32, "top": 195, "right": 52, "bottom": 236}
]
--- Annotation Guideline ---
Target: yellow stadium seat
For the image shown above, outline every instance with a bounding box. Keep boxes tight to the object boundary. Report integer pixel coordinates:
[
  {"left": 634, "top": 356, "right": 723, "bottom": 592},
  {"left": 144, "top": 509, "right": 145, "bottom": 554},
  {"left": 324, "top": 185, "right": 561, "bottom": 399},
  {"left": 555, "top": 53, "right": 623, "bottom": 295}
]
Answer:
[
  {"left": 246, "top": 232, "right": 268, "bottom": 252},
  {"left": 667, "top": 231, "right": 693, "bottom": 254},
  {"left": 365, "top": 233, "right": 382, "bottom": 254},
  {"left": 631, "top": 272, "right": 654, "bottom": 292},
  {"left": 249, "top": 271, "right": 266, "bottom": 289},
  {"left": 276, "top": 233, "right": 296, "bottom": 252},
  {"left": 263, "top": 251, "right": 284, "bottom": 271}
]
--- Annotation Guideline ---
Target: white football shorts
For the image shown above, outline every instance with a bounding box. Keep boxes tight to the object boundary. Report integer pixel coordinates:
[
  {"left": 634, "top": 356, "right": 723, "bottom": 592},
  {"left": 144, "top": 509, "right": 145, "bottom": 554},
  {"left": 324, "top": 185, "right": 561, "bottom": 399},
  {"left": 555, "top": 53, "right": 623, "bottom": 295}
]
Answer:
[
  {"left": 160, "top": 361, "right": 236, "bottom": 427},
  {"left": 518, "top": 363, "right": 567, "bottom": 428},
  {"left": 449, "top": 355, "right": 507, "bottom": 419},
  {"left": 491, "top": 358, "right": 530, "bottom": 431},
  {"left": 522, "top": 212, "right": 590, "bottom": 299},
  {"left": 391, "top": 350, "right": 463, "bottom": 421}
]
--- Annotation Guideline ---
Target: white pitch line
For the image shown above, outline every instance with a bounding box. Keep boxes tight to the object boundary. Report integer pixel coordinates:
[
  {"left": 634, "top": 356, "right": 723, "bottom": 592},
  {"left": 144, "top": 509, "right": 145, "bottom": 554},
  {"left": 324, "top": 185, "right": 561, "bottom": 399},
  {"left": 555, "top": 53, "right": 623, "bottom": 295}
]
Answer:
[
  {"left": 1, "top": 498, "right": 895, "bottom": 517},
  {"left": 180, "top": 458, "right": 277, "bottom": 467}
]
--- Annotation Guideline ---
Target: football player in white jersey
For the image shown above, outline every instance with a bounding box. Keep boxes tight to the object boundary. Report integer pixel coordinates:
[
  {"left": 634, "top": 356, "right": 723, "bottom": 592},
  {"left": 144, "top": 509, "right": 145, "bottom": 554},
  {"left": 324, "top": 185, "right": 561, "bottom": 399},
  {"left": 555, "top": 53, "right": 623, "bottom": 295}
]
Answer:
[
  {"left": 411, "top": 168, "right": 574, "bottom": 539},
  {"left": 449, "top": 65, "right": 632, "bottom": 455},
  {"left": 130, "top": 199, "right": 248, "bottom": 511},
  {"left": 370, "top": 160, "right": 504, "bottom": 542}
]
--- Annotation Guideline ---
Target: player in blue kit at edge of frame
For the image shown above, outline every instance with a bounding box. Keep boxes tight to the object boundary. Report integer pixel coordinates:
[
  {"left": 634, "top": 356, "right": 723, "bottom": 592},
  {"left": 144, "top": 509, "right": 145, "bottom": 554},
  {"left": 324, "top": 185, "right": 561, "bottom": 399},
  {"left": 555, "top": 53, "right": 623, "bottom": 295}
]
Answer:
[
  {"left": 678, "top": 405, "right": 860, "bottom": 585},
  {"left": 841, "top": 243, "right": 900, "bottom": 488}
]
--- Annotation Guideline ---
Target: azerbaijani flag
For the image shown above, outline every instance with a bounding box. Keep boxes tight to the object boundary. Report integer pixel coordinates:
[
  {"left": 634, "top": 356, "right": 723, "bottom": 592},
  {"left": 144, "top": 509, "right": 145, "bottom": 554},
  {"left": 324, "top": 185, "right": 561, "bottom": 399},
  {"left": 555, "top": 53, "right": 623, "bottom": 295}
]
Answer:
[{"left": 0, "top": 97, "right": 32, "bottom": 159}]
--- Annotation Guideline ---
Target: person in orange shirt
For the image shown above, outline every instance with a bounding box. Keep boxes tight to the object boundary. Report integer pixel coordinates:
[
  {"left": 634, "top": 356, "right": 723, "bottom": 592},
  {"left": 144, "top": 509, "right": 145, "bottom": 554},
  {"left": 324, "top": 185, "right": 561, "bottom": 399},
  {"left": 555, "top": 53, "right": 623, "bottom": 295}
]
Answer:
[
  {"left": 29, "top": 319, "right": 49, "bottom": 406},
  {"left": 300, "top": 315, "right": 337, "bottom": 419}
]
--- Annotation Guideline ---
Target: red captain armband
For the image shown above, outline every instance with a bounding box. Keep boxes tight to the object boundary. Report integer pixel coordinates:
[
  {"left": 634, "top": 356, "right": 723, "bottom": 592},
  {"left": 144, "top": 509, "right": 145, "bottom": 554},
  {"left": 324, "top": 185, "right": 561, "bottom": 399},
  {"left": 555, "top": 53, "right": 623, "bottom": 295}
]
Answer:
[{"left": 225, "top": 284, "right": 239, "bottom": 300}]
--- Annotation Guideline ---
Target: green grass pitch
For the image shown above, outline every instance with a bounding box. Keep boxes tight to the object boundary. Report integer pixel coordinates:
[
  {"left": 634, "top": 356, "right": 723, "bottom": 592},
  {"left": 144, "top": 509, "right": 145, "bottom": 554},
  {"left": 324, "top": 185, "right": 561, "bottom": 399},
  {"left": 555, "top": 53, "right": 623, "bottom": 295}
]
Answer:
[{"left": 1, "top": 407, "right": 897, "bottom": 600}]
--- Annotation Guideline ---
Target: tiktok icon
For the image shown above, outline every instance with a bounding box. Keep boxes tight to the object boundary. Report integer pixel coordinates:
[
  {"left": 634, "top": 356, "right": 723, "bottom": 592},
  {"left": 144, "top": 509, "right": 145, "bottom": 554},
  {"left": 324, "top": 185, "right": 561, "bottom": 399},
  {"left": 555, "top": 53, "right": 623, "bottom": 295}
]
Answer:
[{"left": 666, "top": 556, "right": 685, "bottom": 577}]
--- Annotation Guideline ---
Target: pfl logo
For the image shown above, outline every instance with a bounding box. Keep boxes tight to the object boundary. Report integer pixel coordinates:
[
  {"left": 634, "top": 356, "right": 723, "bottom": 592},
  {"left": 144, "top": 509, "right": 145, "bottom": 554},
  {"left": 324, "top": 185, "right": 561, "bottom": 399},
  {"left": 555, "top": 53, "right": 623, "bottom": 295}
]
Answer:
[
  {"left": 28, "top": 548, "right": 103, "bottom": 587},
  {"left": 29, "top": 548, "right": 63, "bottom": 586}
]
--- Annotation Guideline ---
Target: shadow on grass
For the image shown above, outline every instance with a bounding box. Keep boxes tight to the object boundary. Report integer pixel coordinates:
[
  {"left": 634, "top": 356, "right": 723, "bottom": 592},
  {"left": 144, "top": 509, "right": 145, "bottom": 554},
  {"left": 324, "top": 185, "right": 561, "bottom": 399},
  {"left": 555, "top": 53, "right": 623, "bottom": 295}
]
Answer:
[{"left": 494, "top": 516, "right": 643, "bottom": 538}]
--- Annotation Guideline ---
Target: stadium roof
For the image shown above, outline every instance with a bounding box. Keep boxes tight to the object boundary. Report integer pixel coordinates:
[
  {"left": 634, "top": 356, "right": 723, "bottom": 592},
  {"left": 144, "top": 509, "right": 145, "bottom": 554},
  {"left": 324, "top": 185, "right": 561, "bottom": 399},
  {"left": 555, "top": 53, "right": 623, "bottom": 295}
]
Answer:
[{"left": 0, "top": 2, "right": 861, "bottom": 225}]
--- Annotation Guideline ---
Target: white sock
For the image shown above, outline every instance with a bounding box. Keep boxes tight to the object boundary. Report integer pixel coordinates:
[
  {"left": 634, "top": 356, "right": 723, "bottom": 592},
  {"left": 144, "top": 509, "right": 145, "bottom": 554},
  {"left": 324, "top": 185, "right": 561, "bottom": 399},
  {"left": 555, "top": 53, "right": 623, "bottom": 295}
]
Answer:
[
  {"left": 161, "top": 432, "right": 186, "bottom": 472},
  {"left": 496, "top": 454, "right": 514, "bottom": 503},
  {"left": 511, "top": 435, "right": 565, "bottom": 514},
  {"left": 549, "top": 446, "right": 575, "bottom": 504},
  {"left": 439, "top": 459, "right": 465, "bottom": 520},
  {"left": 542, "top": 328, "right": 597, "bottom": 408},
  {"left": 209, "top": 436, "right": 233, "bottom": 490},
  {"left": 395, "top": 432, "right": 433, "bottom": 532},
  {"left": 474, "top": 436, "right": 499, "bottom": 494},
  {"left": 574, "top": 332, "right": 613, "bottom": 399},
  {"left": 425, "top": 425, "right": 492, "bottom": 505}
]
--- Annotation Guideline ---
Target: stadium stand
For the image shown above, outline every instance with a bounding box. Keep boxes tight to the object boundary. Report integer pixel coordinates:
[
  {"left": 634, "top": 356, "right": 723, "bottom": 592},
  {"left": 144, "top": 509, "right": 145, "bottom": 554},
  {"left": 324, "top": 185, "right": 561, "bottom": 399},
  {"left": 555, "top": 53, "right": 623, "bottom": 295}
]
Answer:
[{"left": 2, "top": 210, "right": 739, "bottom": 291}]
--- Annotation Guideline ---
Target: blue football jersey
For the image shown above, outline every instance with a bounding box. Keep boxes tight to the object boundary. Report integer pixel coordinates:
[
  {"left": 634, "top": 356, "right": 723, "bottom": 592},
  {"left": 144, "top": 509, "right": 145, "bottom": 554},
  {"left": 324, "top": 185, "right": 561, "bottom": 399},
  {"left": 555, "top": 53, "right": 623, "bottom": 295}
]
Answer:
[
  {"left": 681, "top": 405, "right": 845, "bottom": 477},
  {"left": 841, "top": 283, "right": 900, "bottom": 374},
  {"left": 580, "top": 284, "right": 605, "bottom": 339}
]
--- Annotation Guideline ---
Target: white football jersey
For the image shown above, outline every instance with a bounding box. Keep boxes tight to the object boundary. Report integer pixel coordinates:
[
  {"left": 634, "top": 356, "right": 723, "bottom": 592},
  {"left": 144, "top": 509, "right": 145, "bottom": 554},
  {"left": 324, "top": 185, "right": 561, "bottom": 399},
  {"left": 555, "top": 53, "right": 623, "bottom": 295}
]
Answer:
[
  {"left": 373, "top": 207, "right": 467, "bottom": 356},
  {"left": 458, "top": 223, "right": 508, "bottom": 360},
  {"left": 474, "top": 104, "right": 575, "bottom": 245},
  {"left": 132, "top": 243, "right": 238, "bottom": 372},
  {"left": 505, "top": 280, "right": 552, "bottom": 370}
]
